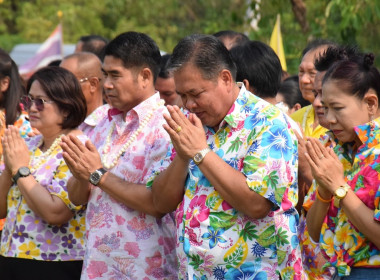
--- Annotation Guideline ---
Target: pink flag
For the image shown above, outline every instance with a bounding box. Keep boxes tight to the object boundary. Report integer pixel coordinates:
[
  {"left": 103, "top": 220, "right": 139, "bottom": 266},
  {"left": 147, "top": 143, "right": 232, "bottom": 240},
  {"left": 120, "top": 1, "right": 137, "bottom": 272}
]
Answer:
[{"left": 19, "top": 24, "right": 63, "bottom": 76}]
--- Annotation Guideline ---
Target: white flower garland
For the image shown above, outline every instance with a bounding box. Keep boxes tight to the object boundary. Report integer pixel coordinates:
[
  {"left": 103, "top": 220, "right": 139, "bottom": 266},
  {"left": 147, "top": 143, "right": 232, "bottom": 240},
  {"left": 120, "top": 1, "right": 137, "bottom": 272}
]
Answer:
[
  {"left": 30, "top": 134, "right": 64, "bottom": 173},
  {"left": 101, "top": 100, "right": 164, "bottom": 169}
]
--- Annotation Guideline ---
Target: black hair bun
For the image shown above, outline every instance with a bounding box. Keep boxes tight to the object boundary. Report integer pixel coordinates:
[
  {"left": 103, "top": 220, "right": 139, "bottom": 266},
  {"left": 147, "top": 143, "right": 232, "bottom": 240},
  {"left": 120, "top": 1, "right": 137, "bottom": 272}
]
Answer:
[{"left": 363, "top": 53, "right": 375, "bottom": 69}]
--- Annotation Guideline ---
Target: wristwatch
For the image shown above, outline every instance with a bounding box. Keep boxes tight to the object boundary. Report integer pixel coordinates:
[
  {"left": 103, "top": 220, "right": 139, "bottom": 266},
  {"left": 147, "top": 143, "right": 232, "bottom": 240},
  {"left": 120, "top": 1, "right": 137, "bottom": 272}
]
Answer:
[
  {"left": 89, "top": 168, "right": 107, "bottom": 186},
  {"left": 333, "top": 183, "right": 350, "bottom": 208},
  {"left": 12, "top": 167, "right": 31, "bottom": 183},
  {"left": 193, "top": 147, "right": 212, "bottom": 165}
]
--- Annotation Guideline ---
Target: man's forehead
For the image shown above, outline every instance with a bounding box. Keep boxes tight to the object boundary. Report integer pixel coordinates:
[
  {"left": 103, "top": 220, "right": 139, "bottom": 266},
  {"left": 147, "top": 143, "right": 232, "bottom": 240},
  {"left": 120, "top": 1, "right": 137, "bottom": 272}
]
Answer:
[{"left": 103, "top": 55, "right": 124, "bottom": 69}]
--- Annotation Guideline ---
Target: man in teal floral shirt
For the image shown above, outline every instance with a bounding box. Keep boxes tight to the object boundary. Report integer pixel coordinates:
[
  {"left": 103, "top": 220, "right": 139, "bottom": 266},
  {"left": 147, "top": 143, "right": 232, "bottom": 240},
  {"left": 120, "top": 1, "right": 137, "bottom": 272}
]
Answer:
[{"left": 151, "top": 35, "right": 304, "bottom": 280}]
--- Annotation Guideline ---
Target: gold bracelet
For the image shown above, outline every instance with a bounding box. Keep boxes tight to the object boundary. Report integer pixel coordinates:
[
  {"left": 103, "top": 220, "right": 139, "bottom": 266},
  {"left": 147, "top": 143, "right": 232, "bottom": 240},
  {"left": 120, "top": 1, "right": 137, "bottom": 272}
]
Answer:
[{"left": 316, "top": 187, "right": 333, "bottom": 203}]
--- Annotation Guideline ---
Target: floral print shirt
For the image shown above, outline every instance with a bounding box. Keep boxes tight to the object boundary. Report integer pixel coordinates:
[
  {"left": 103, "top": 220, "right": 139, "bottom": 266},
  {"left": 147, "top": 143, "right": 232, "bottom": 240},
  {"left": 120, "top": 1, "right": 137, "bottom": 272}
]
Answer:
[
  {"left": 81, "top": 93, "right": 177, "bottom": 280},
  {"left": 79, "top": 104, "right": 110, "bottom": 139},
  {"left": 152, "top": 85, "right": 304, "bottom": 280},
  {"left": 0, "top": 134, "right": 87, "bottom": 261},
  {"left": 0, "top": 110, "right": 34, "bottom": 231},
  {"left": 298, "top": 133, "right": 336, "bottom": 280},
  {"left": 304, "top": 117, "right": 380, "bottom": 276}
]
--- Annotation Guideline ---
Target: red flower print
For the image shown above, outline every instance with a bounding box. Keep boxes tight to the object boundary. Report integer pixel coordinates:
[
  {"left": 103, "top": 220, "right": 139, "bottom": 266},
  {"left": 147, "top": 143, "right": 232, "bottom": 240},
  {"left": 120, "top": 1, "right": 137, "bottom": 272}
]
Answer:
[
  {"left": 132, "top": 156, "right": 145, "bottom": 170},
  {"left": 186, "top": 195, "right": 210, "bottom": 228}
]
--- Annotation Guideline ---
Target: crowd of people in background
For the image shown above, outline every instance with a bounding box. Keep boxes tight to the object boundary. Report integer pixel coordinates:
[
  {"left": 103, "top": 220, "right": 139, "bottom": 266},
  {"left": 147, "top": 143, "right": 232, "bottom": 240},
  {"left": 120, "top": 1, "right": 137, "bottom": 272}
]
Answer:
[{"left": 0, "top": 28, "right": 379, "bottom": 280}]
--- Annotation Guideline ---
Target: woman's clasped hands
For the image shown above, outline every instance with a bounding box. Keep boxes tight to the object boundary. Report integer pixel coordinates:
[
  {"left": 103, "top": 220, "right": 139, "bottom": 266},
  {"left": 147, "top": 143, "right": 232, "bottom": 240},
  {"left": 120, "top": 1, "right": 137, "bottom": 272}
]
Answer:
[{"left": 304, "top": 137, "right": 346, "bottom": 196}]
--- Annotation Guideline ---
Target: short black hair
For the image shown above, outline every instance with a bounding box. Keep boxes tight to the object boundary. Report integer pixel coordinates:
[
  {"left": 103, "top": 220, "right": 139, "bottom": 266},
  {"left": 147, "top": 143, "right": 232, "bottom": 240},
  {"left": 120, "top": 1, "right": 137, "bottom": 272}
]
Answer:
[
  {"left": 301, "top": 39, "right": 337, "bottom": 58},
  {"left": 158, "top": 54, "right": 172, "bottom": 79},
  {"left": 78, "top": 35, "right": 109, "bottom": 58},
  {"left": 213, "top": 30, "right": 249, "bottom": 49},
  {"left": 230, "top": 40, "right": 282, "bottom": 98},
  {"left": 104, "top": 31, "right": 161, "bottom": 82},
  {"left": 278, "top": 75, "right": 310, "bottom": 108},
  {"left": 26, "top": 67, "right": 87, "bottom": 129},
  {"left": 169, "top": 34, "right": 236, "bottom": 81}
]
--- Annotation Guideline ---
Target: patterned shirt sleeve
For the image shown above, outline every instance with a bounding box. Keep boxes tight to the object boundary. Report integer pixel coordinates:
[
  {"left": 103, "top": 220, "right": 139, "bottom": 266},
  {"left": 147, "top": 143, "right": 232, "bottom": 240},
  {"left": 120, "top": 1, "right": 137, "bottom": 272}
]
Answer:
[{"left": 243, "top": 118, "right": 298, "bottom": 210}]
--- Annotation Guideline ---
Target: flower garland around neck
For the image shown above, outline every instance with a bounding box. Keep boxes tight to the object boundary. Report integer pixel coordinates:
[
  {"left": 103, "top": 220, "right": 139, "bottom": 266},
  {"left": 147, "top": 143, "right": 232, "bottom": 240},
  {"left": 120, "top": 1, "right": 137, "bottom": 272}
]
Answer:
[
  {"left": 101, "top": 100, "right": 165, "bottom": 170},
  {"left": 29, "top": 134, "right": 64, "bottom": 174}
]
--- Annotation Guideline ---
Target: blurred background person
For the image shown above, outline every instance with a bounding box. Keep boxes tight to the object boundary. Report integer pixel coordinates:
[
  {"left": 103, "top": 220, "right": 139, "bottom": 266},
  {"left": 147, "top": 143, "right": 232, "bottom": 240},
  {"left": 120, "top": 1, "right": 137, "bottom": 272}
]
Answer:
[
  {"left": 213, "top": 29, "right": 249, "bottom": 50},
  {"left": 74, "top": 35, "right": 109, "bottom": 59},
  {"left": 60, "top": 52, "right": 108, "bottom": 137},
  {"left": 230, "top": 40, "right": 302, "bottom": 135},
  {"left": 0, "top": 48, "right": 34, "bottom": 235},
  {"left": 291, "top": 39, "right": 337, "bottom": 138},
  {"left": 276, "top": 75, "right": 310, "bottom": 116},
  {"left": 155, "top": 54, "right": 183, "bottom": 107},
  {"left": 0, "top": 66, "right": 87, "bottom": 280}
]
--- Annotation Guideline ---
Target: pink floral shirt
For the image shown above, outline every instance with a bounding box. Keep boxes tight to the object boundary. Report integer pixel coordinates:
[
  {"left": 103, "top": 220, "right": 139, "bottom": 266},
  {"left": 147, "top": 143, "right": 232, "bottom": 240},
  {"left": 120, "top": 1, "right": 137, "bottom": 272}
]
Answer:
[
  {"left": 81, "top": 93, "right": 177, "bottom": 280},
  {"left": 79, "top": 104, "right": 110, "bottom": 139}
]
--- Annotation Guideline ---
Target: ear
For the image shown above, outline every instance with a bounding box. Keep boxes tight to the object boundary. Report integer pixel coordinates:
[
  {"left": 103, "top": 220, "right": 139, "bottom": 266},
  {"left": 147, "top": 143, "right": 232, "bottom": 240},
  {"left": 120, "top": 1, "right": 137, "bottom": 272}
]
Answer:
[
  {"left": 219, "top": 69, "right": 233, "bottom": 91},
  {"left": 89, "top": 77, "right": 100, "bottom": 93},
  {"left": 242, "top": 79, "right": 257, "bottom": 95},
  {"left": 364, "top": 88, "right": 378, "bottom": 116},
  {"left": 292, "top": 103, "right": 302, "bottom": 112},
  {"left": 139, "top": 68, "right": 153, "bottom": 89},
  {"left": 0, "top": 76, "right": 10, "bottom": 92}
]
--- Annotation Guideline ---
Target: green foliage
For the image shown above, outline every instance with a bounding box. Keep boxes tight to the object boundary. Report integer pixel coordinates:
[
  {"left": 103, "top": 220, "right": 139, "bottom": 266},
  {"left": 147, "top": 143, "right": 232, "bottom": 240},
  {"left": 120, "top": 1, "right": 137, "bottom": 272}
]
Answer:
[{"left": 0, "top": 0, "right": 379, "bottom": 72}]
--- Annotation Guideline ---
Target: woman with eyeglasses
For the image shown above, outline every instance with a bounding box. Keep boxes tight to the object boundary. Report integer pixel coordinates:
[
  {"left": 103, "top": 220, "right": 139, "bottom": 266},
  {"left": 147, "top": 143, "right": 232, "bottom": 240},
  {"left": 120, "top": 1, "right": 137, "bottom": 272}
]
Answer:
[
  {"left": 0, "top": 48, "right": 35, "bottom": 237},
  {"left": 305, "top": 53, "right": 380, "bottom": 279},
  {"left": 0, "top": 66, "right": 87, "bottom": 280}
]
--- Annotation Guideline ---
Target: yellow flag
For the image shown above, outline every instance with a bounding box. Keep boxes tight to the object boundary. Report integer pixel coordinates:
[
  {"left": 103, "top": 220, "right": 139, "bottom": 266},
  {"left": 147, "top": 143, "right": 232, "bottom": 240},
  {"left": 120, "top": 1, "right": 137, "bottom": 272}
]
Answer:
[{"left": 270, "top": 14, "right": 287, "bottom": 71}]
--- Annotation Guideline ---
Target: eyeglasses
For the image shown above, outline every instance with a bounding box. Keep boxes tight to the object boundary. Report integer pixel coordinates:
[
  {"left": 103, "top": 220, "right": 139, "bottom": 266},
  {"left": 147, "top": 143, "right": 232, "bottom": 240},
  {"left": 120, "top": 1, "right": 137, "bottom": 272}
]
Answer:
[
  {"left": 78, "top": 77, "right": 101, "bottom": 83},
  {"left": 21, "top": 95, "right": 54, "bottom": 111}
]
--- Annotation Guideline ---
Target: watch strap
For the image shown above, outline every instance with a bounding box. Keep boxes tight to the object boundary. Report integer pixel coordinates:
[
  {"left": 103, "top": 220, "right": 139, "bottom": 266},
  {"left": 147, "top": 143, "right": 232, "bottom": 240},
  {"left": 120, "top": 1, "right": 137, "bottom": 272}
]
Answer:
[
  {"left": 12, "top": 167, "right": 31, "bottom": 184},
  {"left": 89, "top": 167, "right": 107, "bottom": 186}
]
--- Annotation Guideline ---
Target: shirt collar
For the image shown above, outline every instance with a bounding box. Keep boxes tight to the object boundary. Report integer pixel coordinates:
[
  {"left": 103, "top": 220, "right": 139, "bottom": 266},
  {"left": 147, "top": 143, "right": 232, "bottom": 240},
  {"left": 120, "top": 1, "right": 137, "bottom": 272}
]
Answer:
[
  {"left": 107, "top": 92, "right": 162, "bottom": 123},
  {"left": 222, "top": 82, "right": 253, "bottom": 128},
  {"left": 326, "top": 116, "right": 380, "bottom": 150}
]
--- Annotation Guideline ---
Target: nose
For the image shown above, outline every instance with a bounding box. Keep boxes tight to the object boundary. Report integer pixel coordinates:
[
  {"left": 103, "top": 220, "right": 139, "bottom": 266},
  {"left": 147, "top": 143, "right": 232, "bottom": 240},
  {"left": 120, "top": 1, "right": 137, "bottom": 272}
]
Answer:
[
  {"left": 184, "top": 97, "right": 196, "bottom": 111},
  {"left": 313, "top": 93, "right": 322, "bottom": 108},
  {"left": 324, "top": 108, "right": 336, "bottom": 124},
  {"left": 103, "top": 76, "right": 113, "bottom": 90},
  {"left": 300, "top": 73, "right": 311, "bottom": 84}
]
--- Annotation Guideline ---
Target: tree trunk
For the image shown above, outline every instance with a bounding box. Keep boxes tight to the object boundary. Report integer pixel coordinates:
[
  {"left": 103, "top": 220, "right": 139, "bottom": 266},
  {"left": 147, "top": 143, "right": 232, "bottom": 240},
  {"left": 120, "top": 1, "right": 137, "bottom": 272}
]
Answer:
[{"left": 290, "top": 0, "right": 309, "bottom": 33}]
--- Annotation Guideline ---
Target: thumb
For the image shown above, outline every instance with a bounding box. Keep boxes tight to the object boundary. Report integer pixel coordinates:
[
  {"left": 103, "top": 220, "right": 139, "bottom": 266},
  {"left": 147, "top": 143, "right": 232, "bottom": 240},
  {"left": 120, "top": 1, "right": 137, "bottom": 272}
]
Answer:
[
  {"left": 85, "top": 140, "right": 97, "bottom": 152},
  {"left": 190, "top": 113, "right": 203, "bottom": 128}
]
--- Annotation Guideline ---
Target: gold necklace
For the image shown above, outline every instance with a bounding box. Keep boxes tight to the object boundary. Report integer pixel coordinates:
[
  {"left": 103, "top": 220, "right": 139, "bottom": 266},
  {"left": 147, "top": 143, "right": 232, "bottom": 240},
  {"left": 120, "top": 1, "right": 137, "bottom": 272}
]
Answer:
[
  {"left": 101, "top": 100, "right": 164, "bottom": 170},
  {"left": 30, "top": 134, "right": 64, "bottom": 173}
]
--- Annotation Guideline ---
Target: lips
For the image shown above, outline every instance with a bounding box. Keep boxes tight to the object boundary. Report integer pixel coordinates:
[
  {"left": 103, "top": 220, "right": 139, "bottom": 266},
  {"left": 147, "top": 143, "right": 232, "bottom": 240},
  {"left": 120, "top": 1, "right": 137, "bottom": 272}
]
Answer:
[
  {"left": 194, "top": 112, "right": 204, "bottom": 119},
  {"left": 29, "top": 115, "right": 39, "bottom": 121},
  {"left": 332, "top": 129, "right": 343, "bottom": 135}
]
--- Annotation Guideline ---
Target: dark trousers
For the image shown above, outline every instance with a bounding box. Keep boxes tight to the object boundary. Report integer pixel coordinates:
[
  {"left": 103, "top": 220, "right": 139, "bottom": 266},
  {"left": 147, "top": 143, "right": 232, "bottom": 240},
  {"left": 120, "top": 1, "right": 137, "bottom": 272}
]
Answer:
[{"left": 0, "top": 255, "right": 83, "bottom": 280}]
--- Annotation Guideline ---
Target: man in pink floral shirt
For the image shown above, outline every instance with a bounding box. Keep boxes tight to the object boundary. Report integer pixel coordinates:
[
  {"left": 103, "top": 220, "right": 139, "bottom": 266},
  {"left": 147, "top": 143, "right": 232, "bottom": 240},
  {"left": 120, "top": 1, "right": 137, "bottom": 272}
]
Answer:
[{"left": 61, "top": 32, "right": 177, "bottom": 279}]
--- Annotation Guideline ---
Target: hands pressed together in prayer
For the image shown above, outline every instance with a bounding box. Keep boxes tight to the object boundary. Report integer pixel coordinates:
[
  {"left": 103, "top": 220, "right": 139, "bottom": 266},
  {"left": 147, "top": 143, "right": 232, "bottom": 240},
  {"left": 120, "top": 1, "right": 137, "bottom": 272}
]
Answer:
[
  {"left": 163, "top": 105, "right": 208, "bottom": 161},
  {"left": 305, "top": 137, "right": 346, "bottom": 196},
  {"left": 2, "top": 125, "right": 30, "bottom": 174},
  {"left": 61, "top": 135, "right": 103, "bottom": 181}
]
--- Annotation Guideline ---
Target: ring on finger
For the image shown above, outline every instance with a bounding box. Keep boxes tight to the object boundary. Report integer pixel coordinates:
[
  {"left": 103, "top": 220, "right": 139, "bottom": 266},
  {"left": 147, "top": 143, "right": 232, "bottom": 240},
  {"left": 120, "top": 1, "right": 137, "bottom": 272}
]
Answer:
[
  {"left": 319, "top": 154, "right": 324, "bottom": 159},
  {"left": 175, "top": 126, "right": 182, "bottom": 133}
]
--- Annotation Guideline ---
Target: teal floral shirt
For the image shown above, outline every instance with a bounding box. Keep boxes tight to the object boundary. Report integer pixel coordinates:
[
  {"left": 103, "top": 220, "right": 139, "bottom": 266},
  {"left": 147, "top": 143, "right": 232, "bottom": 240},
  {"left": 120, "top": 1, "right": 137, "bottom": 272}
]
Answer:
[
  {"left": 305, "top": 117, "right": 380, "bottom": 276},
  {"left": 153, "top": 85, "right": 304, "bottom": 280}
]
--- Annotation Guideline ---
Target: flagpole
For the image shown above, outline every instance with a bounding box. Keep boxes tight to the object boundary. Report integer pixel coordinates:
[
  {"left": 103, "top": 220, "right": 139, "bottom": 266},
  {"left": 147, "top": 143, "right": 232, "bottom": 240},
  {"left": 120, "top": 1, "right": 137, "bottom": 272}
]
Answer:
[{"left": 57, "top": 10, "right": 63, "bottom": 57}]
